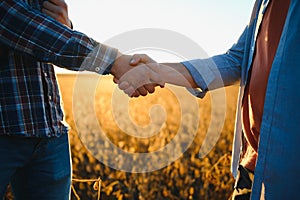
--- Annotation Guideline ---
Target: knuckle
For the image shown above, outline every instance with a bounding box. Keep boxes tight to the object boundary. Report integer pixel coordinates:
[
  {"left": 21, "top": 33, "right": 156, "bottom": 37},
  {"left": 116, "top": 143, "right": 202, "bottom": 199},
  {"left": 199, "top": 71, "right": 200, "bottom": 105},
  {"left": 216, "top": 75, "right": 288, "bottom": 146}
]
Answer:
[
  {"left": 138, "top": 88, "right": 147, "bottom": 96},
  {"left": 62, "top": 2, "right": 68, "bottom": 9},
  {"left": 57, "top": 7, "right": 64, "bottom": 14},
  {"left": 147, "top": 87, "right": 155, "bottom": 93}
]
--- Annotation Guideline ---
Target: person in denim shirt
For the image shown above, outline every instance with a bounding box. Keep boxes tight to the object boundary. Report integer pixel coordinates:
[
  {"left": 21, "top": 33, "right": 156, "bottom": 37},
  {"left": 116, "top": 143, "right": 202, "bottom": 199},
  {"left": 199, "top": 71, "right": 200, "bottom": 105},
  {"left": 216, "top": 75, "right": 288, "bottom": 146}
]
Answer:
[{"left": 119, "top": 0, "right": 300, "bottom": 199}]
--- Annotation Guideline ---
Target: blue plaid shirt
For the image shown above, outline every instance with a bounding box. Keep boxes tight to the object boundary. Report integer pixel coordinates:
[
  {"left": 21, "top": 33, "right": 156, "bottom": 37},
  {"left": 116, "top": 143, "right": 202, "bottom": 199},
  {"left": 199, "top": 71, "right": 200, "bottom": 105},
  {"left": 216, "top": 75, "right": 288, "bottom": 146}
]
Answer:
[{"left": 0, "top": 0, "right": 118, "bottom": 137}]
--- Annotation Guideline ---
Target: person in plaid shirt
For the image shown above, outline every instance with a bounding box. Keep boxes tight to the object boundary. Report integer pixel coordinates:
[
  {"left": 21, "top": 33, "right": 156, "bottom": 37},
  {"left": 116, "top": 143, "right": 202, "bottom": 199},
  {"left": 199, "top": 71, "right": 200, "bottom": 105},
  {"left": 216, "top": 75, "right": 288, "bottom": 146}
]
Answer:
[{"left": 0, "top": 0, "right": 160, "bottom": 199}]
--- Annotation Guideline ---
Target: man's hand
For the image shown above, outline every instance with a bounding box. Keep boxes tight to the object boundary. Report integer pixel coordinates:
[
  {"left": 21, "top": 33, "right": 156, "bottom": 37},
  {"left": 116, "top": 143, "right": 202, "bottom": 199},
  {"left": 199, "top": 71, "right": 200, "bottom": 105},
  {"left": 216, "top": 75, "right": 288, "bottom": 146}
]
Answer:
[
  {"left": 116, "top": 54, "right": 165, "bottom": 97},
  {"left": 111, "top": 53, "right": 162, "bottom": 97},
  {"left": 117, "top": 53, "right": 198, "bottom": 97},
  {"left": 118, "top": 64, "right": 165, "bottom": 97},
  {"left": 42, "top": 0, "right": 72, "bottom": 28}
]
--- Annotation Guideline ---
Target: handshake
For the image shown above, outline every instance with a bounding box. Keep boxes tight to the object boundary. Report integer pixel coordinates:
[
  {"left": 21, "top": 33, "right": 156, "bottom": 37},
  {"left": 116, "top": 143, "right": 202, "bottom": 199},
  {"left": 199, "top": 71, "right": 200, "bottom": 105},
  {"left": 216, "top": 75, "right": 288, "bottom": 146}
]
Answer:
[
  {"left": 111, "top": 53, "right": 165, "bottom": 97},
  {"left": 111, "top": 53, "right": 197, "bottom": 97}
]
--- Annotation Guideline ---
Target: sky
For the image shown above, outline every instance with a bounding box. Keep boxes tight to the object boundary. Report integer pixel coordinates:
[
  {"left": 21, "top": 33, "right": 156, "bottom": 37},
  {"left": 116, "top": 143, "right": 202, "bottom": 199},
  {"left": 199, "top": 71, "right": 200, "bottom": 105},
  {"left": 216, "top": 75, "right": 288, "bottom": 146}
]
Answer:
[{"left": 55, "top": 0, "right": 255, "bottom": 73}]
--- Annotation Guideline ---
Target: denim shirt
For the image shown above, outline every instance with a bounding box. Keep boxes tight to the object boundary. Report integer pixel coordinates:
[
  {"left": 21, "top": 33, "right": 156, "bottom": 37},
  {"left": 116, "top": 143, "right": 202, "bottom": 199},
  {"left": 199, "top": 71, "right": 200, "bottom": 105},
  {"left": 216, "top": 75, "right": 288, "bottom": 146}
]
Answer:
[{"left": 182, "top": 0, "right": 300, "bottom": 199}]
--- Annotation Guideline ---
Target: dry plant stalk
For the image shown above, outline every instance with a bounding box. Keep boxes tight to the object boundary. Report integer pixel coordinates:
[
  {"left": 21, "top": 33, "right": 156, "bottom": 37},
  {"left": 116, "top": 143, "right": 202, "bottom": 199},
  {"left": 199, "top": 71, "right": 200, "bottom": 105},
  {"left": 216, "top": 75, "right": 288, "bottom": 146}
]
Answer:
[{"left": 72, "top": 177, "right": 102, "bottom": 200}]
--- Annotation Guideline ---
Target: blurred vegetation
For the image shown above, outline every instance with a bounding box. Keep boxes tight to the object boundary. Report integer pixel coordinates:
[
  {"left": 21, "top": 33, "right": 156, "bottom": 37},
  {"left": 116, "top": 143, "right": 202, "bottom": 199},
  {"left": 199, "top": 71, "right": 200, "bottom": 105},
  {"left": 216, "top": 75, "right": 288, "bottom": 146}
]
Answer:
[{"left": 5, "top": 74, "right": 239, "bottom": 200}]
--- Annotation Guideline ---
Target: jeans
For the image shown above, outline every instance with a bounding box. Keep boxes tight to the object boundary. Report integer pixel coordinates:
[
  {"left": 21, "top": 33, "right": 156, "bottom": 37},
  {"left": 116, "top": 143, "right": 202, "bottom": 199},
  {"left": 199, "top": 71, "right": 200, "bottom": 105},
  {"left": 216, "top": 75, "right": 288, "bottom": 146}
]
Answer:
[
  {"left": 0, "top": 134, "right": 71, "bottom": 200},
  {"left": 232, "top": 165, "right": 254, "bottom": 200}
]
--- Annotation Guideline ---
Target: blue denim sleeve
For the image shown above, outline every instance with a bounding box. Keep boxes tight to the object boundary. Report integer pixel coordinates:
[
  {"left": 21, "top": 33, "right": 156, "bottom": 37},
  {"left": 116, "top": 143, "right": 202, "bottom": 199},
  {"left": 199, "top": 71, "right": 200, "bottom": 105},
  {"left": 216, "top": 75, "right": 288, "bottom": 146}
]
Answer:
[{"left": 182, "top": 26, "right": 248, "bottom": 97}]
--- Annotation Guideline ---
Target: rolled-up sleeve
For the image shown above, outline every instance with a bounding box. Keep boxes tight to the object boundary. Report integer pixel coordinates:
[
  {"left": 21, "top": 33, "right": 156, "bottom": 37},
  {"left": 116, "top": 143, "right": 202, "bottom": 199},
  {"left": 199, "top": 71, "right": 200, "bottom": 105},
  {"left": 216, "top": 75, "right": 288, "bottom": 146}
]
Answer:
[
  {"left": 182, "top": 26, "right": 248, "bottom": 96},
  {"left": 0, "top": 0, "right": 118, "bottom": 74}
]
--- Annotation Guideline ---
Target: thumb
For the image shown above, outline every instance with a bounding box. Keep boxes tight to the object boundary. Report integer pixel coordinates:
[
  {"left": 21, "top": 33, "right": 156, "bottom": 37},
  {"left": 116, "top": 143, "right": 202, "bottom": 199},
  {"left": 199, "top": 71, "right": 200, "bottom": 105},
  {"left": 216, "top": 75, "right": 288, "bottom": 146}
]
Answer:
[
  {"left": 130, "top": 54, "right": 153, "bottom": 66},
  {"left": 118, "top": 81, "right": 130, "bottom": 90},
  {"left": 129, "top": 55, "right": 141, "bottom": 66}
]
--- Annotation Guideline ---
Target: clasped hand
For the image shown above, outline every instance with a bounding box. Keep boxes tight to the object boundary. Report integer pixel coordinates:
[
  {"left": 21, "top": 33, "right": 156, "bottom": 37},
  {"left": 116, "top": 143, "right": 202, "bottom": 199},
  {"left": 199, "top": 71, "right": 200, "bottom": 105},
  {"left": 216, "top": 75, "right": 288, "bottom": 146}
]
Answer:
[{"left": 111, "top": 54, "right": 165, "bottom": 97}]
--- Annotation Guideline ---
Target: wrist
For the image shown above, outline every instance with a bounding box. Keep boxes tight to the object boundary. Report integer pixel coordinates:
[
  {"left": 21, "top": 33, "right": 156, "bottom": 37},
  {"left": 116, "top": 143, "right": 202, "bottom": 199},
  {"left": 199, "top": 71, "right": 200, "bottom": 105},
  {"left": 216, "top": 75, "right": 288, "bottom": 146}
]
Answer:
[{"left": 110, "top": 51, "right": 123, "bottom": 76}]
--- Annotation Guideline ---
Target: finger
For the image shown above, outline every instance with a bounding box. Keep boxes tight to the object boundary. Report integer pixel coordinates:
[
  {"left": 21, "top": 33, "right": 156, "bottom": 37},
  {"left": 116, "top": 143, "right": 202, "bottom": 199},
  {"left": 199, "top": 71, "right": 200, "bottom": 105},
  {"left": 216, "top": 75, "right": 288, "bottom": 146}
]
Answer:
[
  {"left": 48, "top": 0, "right": 67, "bottom": 8},
  {"left": 137, "top": 86, "right": 148, "bottom": 96},
  {"left": 43, "top": 1, "right": 60, "bottom": 13},
  {"left": 118, "top": 81, "right": 130, "bottom": 90},
  {"left": 42, "top": 8, "right": 57, "bottom": 20},
  {"left": 144, "top": 84, "right": 156, "bottom": 94},
  {"left": 113, "top": 77, "right": 119, "bottom": 84},
  {"left": 129, "top": 54, "right": 141, "bottom": 66},
  {"left": 124, "top": 86, "right": 136, "bottom": 97},
  {"left": 42, "top": 1, "right": 71, "bottom": 28},
  {"left": 138, "top": 54, "right": 153, "bottom": 63},
  {"left": 132, "top": 91, "right": 141, "bottom": 98},
  {"left": 130, "top": 54, "right": 153, "bottom": 66}
]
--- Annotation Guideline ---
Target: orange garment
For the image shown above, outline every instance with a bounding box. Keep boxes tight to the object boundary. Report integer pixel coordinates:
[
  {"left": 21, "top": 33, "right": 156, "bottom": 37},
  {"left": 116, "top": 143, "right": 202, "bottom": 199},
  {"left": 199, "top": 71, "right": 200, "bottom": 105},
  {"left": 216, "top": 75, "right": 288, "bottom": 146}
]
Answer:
[{"left": 241, "top": 0, "right": 291, "bottom": 171}]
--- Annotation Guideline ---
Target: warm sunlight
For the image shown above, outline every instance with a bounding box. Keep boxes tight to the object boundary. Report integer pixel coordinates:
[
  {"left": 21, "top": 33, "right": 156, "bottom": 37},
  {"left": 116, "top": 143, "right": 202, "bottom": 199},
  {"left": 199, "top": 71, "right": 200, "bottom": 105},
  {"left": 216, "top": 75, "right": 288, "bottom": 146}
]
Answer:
[{"left": 55, "top": 0, "right": 255, "bottom": 73}]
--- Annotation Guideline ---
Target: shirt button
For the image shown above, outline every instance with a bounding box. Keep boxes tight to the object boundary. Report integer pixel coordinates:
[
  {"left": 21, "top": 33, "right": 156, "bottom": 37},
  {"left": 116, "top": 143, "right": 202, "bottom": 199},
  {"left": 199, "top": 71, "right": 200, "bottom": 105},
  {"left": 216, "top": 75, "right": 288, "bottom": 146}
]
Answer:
[{"left": 95, "top": 67, "right": 100, "bottom": 72}]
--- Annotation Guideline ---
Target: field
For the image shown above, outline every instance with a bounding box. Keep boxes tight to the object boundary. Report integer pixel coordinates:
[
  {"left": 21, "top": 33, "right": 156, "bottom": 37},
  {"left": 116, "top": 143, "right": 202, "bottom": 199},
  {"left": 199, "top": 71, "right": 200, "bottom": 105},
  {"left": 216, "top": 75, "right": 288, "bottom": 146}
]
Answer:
[{"left": 5, "top": 73, "right": 239, "bottom": 200}]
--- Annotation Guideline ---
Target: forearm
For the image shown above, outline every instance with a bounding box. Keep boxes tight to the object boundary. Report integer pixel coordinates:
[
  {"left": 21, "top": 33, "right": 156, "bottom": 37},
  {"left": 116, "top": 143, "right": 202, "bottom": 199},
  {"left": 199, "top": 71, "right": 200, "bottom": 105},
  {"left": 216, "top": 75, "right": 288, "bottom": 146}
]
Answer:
[
  {"left": 157, "top": 63, "right": 198, "bottom": 88},
  {"left": 0, "top": 0, "right": 118, "bottom": 74},
  {"left": 180, "top": 29, "right": 248, "bottom": 92}
]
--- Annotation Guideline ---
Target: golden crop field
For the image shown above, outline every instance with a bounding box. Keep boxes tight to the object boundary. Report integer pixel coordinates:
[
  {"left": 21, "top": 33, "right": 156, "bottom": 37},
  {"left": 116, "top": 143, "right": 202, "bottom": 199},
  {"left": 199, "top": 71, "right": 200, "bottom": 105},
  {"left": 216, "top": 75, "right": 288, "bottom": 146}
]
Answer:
[{"left": 5, "top": 73, "right": 239, "bottom": 200}]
